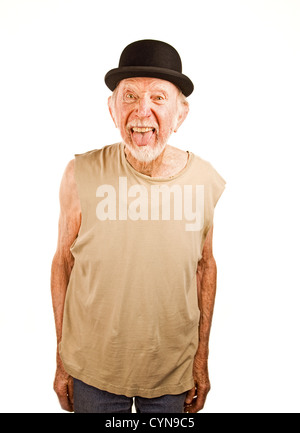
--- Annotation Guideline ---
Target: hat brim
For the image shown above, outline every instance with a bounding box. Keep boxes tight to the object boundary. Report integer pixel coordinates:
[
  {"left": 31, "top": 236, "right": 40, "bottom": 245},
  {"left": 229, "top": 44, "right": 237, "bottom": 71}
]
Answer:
[{"left": 105, "top": 66, "right": 194, "bottom": 97}]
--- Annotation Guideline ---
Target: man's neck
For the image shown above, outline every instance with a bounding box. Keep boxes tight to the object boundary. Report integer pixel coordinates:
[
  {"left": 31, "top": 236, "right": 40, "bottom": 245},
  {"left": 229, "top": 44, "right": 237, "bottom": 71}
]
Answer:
[
  {"left": 124, "top": 144, "right": 189, "bottom": 179},
  {"left": 124, "top": 145, "right": 167, "bottom": 177}
]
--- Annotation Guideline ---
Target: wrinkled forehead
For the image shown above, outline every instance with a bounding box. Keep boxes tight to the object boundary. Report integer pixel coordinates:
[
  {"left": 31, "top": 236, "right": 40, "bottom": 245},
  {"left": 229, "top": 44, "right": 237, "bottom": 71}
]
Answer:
[{"left": 117, "top": 77, "right": 180, "bottom": 95}]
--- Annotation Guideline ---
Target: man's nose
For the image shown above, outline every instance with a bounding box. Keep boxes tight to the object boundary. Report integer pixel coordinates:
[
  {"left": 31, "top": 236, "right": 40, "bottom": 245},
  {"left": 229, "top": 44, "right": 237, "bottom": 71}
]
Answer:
[{"left": 136, "top": 96, "right": 152, "bottom": 117}]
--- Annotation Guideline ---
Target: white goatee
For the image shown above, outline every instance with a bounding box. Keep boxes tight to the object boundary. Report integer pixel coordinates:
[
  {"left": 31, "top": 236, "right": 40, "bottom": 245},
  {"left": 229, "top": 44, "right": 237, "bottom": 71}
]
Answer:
[{"left": 124, "top": 140, "right": 167, "bottom": 163}]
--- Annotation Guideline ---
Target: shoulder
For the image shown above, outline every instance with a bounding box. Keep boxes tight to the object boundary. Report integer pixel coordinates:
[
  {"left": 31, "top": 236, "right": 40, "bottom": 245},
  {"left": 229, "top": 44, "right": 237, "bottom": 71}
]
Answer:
[
  {"left": 72, "top": 144, "right": 121, "bottom": 180},
  {"left": 190, "top": 153, "right": 226, "bottom": 207},
  {"left": 59, "top": 158, "right": 80, "bottom": 213},
  {"left": 192, "top": 154, "right": 225, "bottom": 183},
  {"left": 60, "top": 158, "right": 75, "bottom": 190},
  {"left": 192, "top": 153, "right": 217, "bottom": 173},
  {"left": 74, "top": 143, "right": 120, "bottom": 161}
]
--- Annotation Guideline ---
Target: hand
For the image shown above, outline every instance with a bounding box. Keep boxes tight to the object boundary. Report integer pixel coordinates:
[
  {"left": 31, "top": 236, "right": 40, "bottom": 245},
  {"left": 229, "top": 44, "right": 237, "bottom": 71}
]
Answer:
[
  {"left": 184, "top": 357, "right": 211, "bottom": 413},
  {"left": 53, "top": 352, "right": 74, "bottom": 412}
]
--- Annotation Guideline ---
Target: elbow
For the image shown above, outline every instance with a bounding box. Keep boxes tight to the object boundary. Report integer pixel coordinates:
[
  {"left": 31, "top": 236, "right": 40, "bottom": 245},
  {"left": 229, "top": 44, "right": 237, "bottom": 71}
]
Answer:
[
  {"left": 200, "top": 254, "right": 217, "bottom": 274},
  {"left": 51, "top": 248, "right": 74, "bottom": 275},
  {"left": 207, "top": 255, "right": 217, "bottom": 272}
]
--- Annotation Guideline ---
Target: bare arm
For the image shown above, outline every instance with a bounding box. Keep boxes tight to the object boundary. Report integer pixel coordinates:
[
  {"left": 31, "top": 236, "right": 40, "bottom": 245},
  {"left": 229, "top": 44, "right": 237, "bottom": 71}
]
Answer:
[
  {"left": 185, "top": 225, "right": 217, "bottom": 413},
  {"left": 51, "top": 159, "right": 81, "bottom": 412},
  {"left": 197, "top": 225, "right": 217, "bottom": 359}
]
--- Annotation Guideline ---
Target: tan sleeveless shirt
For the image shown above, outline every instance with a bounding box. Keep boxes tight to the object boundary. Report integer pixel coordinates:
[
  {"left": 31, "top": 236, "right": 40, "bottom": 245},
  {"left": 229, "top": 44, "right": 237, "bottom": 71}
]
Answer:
[{"left": 59, "top": 142, "right": 225, "bottom": 398}]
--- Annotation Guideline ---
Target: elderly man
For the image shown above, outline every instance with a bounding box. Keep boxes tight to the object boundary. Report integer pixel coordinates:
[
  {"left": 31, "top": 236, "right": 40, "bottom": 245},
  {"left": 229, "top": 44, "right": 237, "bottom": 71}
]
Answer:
[{"left": 51, "top": 39, "right": 225, "bottom": 413}]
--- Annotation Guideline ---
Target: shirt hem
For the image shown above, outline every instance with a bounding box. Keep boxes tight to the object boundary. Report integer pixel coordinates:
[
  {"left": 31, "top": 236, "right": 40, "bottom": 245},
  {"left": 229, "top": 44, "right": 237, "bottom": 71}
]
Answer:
[{"left": 61, "top": 357, "right": 194, "bottom": 399}]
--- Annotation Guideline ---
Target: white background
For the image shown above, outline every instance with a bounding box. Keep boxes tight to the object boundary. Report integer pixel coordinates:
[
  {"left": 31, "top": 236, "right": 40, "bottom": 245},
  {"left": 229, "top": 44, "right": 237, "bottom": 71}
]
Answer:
[{"left": 0, "top": 0, "right": 299, "bottom": 413}]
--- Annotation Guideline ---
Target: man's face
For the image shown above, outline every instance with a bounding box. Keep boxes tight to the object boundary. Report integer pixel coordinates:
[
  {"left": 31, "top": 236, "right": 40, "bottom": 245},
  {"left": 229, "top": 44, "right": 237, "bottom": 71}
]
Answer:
[{"left": 109, "top": 77, "right": 187, "bottom": 163}]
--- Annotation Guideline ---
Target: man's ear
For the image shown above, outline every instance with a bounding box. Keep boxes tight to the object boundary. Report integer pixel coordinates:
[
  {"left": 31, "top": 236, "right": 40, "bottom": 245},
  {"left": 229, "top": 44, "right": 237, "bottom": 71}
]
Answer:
[
  {"left": 108, "top": 96, "right": 118, "bottom": 128},
  {"left": 174, "top": 101, "right": 189, "bottom": 133}
]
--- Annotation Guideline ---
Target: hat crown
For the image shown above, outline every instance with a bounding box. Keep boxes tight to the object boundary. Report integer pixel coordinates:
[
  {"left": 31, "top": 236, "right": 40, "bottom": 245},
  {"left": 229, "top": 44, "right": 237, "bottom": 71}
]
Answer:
[
  {"left": 105, "top": 39, "right": 194, "bottom": 96},
  {"left": 119, "top": 40, "right": 182, "bottom": 73}
]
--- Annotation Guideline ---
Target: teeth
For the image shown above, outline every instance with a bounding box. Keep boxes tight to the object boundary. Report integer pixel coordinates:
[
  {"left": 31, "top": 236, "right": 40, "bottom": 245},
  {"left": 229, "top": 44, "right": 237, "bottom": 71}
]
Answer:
[{"left": 132, "top": 127, "right": 154, "bottom": 133}]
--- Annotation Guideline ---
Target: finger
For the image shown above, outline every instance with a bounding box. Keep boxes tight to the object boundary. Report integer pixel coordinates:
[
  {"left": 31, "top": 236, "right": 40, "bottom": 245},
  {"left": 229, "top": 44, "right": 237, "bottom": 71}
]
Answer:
[
  {"left": 57, "top": 387, "right": 73, "bottom": 412},
  {"left": 67, "top": 377, "right": 74, "bottom": 409},
  {"left": 188, "top": 396, "right": 205, "bottom": 413},
  {"left": 55, "top": 380, "right": 73, "bottom": 412},
  {"left": 188, "top": 383, "right": 210, "bottom": 413},
  {"left": 184, "top": 386, "right": 196, "bottom": 405}
]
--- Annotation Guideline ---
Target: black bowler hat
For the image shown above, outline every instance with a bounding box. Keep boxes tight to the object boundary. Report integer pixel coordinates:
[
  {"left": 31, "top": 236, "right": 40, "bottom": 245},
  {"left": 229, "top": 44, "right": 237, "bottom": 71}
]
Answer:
[{"left": 104, "top": 39, "right": 194, "bottom": 97}]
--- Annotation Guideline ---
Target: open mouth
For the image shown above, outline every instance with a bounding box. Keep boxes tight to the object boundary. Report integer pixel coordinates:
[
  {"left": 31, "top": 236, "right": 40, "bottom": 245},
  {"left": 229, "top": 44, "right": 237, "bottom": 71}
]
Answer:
[
  {"left": 131, "top": 127, "right": 155, "bottom": 133},
  {"left": 130, "top": 127, "right": 156, "bottom": 146}
]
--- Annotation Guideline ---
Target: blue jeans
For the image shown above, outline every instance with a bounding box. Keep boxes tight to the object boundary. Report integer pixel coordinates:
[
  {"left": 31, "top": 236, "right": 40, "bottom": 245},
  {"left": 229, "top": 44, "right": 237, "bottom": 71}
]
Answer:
[{"left": 73, "top": 378, "right": 187, "bottom": 413}]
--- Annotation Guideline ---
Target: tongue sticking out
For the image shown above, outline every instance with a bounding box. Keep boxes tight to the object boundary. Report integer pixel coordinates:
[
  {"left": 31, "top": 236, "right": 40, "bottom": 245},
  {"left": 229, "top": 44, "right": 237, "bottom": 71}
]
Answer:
[{"left": 132, "top": 130, "right": 154, "bottom": 147}]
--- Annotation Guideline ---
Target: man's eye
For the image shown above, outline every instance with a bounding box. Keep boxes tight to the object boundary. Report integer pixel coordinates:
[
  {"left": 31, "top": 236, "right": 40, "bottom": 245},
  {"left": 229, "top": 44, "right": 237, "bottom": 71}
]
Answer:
[
  {"left": 155, "top": 95, "right": 164, "bottom": 101},
  {"left": 126, "top": 93, "right": 135, "bottom": 99}
]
